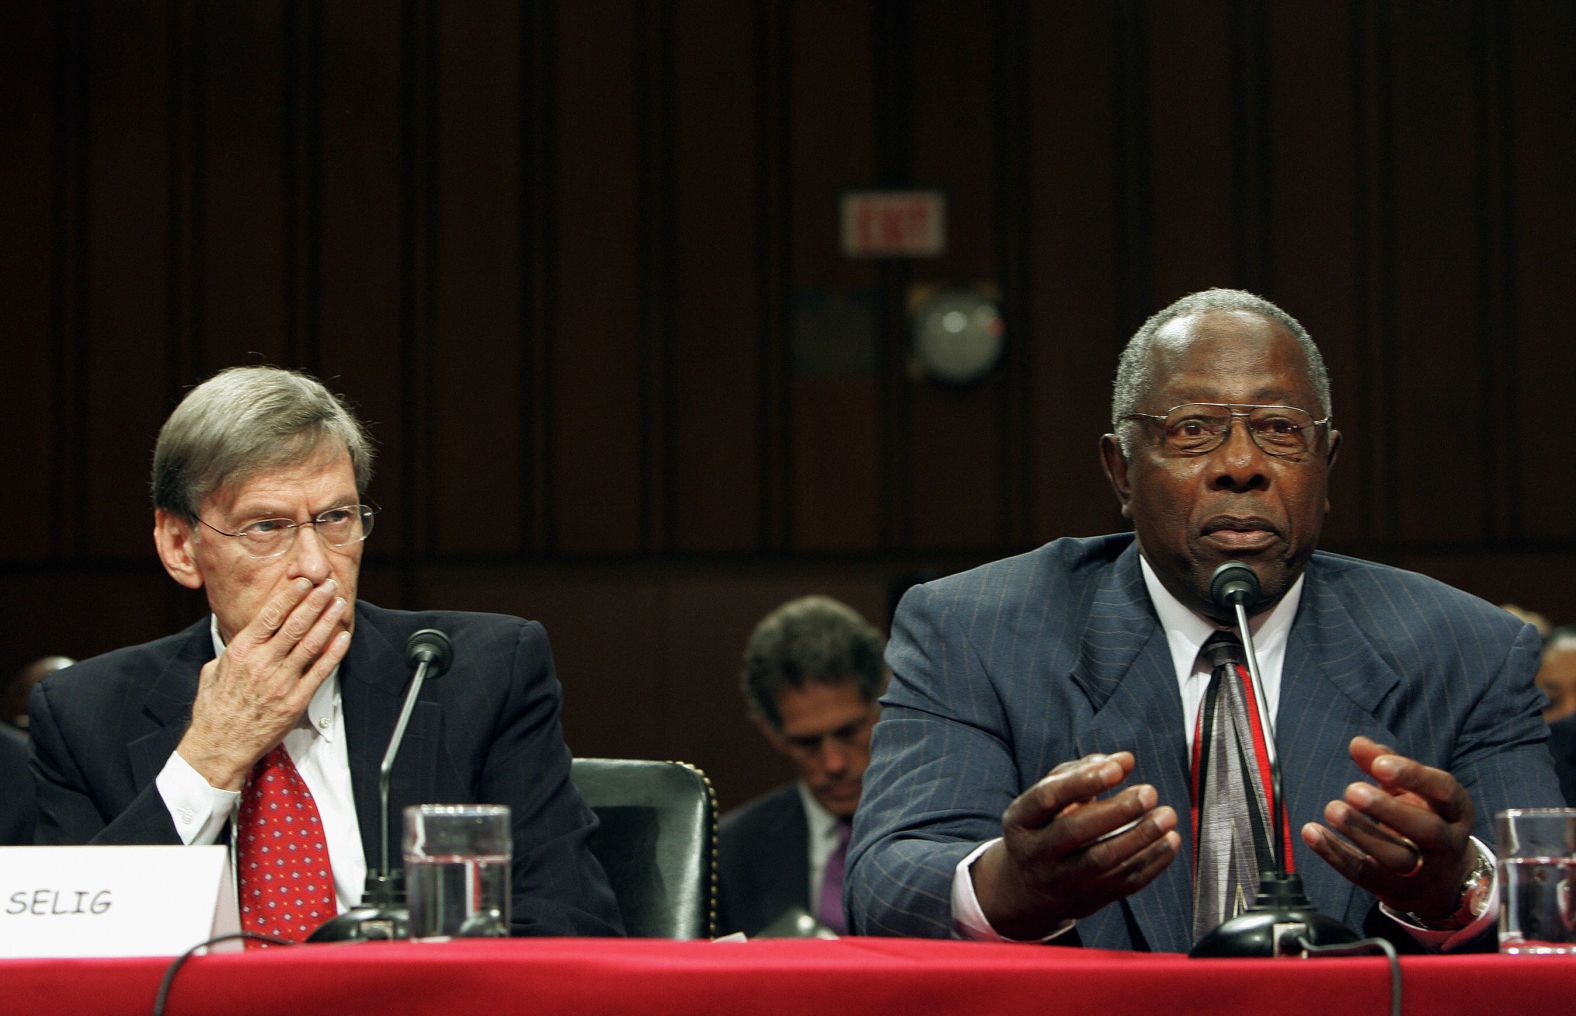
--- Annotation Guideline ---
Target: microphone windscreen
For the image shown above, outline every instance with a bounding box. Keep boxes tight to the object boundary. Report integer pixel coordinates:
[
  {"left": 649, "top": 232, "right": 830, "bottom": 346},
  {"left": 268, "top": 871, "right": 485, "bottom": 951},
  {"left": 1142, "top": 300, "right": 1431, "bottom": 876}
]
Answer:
[
  {"left": 1209, "top": 561, "right": 1262, "bottom": 611},
  {"left": 405, "top": 628, "right": 453, "bottom": 676}
]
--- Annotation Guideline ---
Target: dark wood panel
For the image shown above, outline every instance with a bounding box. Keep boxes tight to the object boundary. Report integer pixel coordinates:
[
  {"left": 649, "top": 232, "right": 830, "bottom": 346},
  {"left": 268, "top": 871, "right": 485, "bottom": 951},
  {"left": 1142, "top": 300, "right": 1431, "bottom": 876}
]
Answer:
[
  {"left": 788, "top": 0, "right": 875, "bottom": 284},
  {"left": 785, "top": 1, "right": 880, "bottom": 551},
  {"left": 0, "top": 4, "right": 58, "bottom": 559},
  {"left": 1146, "top": 1, "right": 1235, "bottom": 300},
  {"left": 83, "top": 1, "right": 174, "bottom": 558},
  {"left": 196, "top": 2, "right": 289, "bottom": 372},
  {"left": 909, "top": 0, "right": 995, "bottom": 274},
  {"left": 668, "top": 0, "right": 761, "bottom": 553},
  {"left": 791, "top": 379, "right": 882, "bottom": 550},
  {"left": 2, "top": 569, "right": 176, "bottom": 678},
  {"left": 909, "top": 382, "right": 1004, "bottom": 549},
  {"left": 1026, "top": 2, "right": 1123, "bottom": 542},
  {"left": 906, "top": 2, "right": 1002, "bottom": 550},
  {"left": 420, "top": 564, "right": 668, "bottom": 761},
  {"left": 434, "top": 2, "right": 523, "bottom": 553},
  {"left": 316, "top": 6, "right": 406, "bottom": 543},
  {"left": 551, "top": 1, "right": 644, "bottom": 555},
  {"left": 1387, "top": 1, "right": 1487, "bottom": 544},
  {"left": 1509, "top": 0, "right": 1576, "bottom": 541}
]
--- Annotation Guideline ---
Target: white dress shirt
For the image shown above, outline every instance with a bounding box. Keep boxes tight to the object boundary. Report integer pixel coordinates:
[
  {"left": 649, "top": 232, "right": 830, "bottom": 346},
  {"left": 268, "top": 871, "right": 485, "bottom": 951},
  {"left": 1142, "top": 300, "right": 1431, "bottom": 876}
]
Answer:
[
  {"left": 152, "top": 617, "right": 367, "bottom": 912},
  {"left": 949, "top": 557, "right": 1495, "bottom": 949}
]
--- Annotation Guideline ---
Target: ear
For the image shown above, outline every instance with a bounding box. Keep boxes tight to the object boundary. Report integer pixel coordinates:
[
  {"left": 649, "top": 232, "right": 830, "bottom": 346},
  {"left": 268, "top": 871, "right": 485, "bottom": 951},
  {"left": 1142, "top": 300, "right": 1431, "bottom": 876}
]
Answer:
[
  {"left": 154, "top": 509, "right": 206, "bottom": 591},
  {"left": 1099, "top": 433, "right": 1134, "bottom": 520},
  {"left": 1323, "top": 428, "right": 1342, "bottom": 512}
]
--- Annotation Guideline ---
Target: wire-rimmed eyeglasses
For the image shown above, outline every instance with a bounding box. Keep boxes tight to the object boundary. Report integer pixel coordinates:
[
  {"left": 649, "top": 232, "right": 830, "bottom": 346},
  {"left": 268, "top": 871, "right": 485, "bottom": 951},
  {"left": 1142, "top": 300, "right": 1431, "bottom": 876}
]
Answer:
[
  {"left": 196, "top": 504, "right": 378, "bottom": 559},
  {"left": 1121, "top": 403, "right": 1331, "bottom": 459}
]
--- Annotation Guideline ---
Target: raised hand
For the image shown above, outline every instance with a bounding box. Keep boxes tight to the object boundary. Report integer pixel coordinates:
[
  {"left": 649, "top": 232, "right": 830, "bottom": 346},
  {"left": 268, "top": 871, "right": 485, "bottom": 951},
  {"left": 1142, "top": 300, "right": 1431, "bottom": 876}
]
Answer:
[
  {"left": 177, "top": 576, "right": 351, "bottom": 790},
  {"left": 972, "top": 752, "right": 1181, "bottom": 940},
  {"left": 1301, "top": 735, "right": 1475, "bottom": 920}
]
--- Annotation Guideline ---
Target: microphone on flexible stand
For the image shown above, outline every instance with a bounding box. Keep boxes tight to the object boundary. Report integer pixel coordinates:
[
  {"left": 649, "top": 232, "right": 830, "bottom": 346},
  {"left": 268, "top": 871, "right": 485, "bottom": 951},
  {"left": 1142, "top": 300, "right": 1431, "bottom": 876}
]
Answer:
[
  {"left": 309, "top": 628, "right": 453, "bottom": 942},
  {"left": 1189, "top": 562, "right": 1360, "bottom": 957}
]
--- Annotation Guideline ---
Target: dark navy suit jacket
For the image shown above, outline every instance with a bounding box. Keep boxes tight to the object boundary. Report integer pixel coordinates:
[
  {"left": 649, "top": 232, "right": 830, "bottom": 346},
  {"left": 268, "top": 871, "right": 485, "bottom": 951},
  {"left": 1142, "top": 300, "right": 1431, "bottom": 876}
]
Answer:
[
  {"left": 717, "top": 781, "right": 810, "bottom": 937},
  {"left": 29, "top": 601, "right": 623, "bottom": 936},
  {"left": 0, "top": 725, "right": 33, "bottom": 845},
  {"left": 847, "top": 534, "right": 1562, "bottom": 951}
]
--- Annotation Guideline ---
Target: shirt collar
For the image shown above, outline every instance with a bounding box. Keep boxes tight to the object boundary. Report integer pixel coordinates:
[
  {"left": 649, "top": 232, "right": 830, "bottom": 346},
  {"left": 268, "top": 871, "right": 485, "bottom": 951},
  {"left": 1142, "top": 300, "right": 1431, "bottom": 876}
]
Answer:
[
  {"left": 208, "top": 615, "right": 341, "bottom": 742},
  {"left": 1137, "top": 555, "right": 1303, "bottom": 678}
]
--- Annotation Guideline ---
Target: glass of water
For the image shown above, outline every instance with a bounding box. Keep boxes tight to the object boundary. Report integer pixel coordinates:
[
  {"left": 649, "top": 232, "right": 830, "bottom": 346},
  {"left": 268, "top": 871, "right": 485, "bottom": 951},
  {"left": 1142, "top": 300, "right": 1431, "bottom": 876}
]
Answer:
[
  {"left": 403, "top": 804, "right": 512, "bottom": 940},
  {"left": 1497, "top": 808, "right": 1576, "bottom": 954}
]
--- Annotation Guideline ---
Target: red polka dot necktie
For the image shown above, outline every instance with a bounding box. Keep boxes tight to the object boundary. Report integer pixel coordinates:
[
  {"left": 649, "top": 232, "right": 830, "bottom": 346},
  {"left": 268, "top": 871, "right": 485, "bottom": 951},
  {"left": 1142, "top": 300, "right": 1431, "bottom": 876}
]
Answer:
[{"left": 236, "top": 745, "right": 337, "bottom": 946}]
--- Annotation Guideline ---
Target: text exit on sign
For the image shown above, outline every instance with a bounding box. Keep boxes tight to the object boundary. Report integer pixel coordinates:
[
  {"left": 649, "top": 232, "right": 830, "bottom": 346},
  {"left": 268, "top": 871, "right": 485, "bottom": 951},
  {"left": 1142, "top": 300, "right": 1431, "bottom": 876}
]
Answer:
[{"left": 840, "top": 190, "right": 946, "bottom": 258}]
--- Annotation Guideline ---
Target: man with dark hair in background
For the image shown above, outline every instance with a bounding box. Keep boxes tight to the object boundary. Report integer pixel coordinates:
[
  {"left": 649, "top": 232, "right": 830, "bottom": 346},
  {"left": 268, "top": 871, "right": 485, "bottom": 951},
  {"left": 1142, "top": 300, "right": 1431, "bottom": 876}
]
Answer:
[
  {"left": 29, "top": 366, "right": 621, "bottom": 940},
  {"left": 718, "top": 595, "right": 886, "bottom": 937},
  {"left": 849, "top": 288, "right": 1561, "bottom": 952}
]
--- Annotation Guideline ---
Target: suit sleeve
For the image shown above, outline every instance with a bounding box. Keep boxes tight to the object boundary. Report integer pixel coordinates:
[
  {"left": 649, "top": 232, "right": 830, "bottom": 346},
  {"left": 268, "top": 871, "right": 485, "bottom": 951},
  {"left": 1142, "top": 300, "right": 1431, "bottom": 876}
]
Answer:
[
  {"left": 29, "top": 678, "right": 183, "bottom": 846},
  {"left": 479, "top": 620, "right": 624, "bottom": 936},
  {"left": 1363, "top": 618, "right": 1562, "bottom": 952},
  {"left": 1450, "top": 622, "right": 1563, "bottom": 839},
  {"left": 845, "top": 581, "right": 1027, "bottom": 938}
]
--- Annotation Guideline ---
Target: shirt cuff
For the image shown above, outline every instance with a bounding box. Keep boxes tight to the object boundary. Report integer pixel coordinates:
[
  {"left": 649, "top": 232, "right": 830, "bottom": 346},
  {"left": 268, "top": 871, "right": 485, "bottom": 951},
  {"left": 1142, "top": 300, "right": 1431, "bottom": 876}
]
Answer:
[
  {"left": 1379, "top": 835, "right": 1499, "bottom": 952},
  {"left": 951, "top": 837, "right": 1076, "bottom": 943},
  {"left": 156, "top": 751, "right": 240, "bottom": 846}
]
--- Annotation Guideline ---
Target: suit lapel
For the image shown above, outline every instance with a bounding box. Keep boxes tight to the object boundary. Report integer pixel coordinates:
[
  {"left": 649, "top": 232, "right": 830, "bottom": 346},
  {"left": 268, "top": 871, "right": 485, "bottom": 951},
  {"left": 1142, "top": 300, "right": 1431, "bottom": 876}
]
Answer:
[
  {"left": 1071, "top": 545, "right": 1195, "bottom": 953},
  {"left": 341, "top": 605, "right": 442, "bottom": 871},
  {"left": 1276, "top": 561, "right": 1400, "bottom": 926},
  {"left": 130, "top": 619, "right": 215, "bottom": 790}
]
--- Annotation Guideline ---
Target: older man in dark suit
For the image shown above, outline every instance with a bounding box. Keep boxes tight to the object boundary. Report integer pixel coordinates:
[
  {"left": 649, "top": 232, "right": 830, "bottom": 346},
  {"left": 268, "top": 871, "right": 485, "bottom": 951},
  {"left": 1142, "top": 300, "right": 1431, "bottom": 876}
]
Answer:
[
  {"left": 847, "top": 289, "right": 1561, "bottom": 952},
  {"left": 30, "top": 366, "right": 621, "bottom": 939}
]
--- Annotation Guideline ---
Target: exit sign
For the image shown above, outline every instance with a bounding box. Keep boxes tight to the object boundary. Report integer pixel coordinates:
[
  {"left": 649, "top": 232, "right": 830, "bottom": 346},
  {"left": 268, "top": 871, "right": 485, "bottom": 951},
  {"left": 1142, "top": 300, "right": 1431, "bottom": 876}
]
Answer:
[{"left": 840, "top": 189, "right": 947, "bottom": 258}]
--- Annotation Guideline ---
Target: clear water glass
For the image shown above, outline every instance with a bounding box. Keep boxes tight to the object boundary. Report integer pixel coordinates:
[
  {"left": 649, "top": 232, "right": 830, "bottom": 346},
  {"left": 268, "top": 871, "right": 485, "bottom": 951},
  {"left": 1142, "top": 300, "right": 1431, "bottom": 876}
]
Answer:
[
  {"left": 403, "top": 804, "right": 511, "bottom": 940},
  {"left": 1497, "top": 808, "right": 1576, "bottom": 954}
]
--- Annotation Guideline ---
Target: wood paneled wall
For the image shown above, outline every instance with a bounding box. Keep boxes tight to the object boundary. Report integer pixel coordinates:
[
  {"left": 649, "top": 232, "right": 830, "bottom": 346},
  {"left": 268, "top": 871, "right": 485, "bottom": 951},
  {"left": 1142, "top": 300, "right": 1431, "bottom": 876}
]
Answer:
[{"left": 3, "top": 1, "right": 1575, "bottom": 809}]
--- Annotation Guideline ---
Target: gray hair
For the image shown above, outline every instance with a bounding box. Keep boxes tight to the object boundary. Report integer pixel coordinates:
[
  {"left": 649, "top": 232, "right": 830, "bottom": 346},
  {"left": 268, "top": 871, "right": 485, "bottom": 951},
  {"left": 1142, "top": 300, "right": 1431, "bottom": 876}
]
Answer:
[
  {"left": 1110, "top": 288, "right": 1332, "bottom": 457},
  {"left": 741, "top": 595, "right": 887, "bottom": 731},
  {"left": 151, "top": 366, "right": 375, "bottom": 520}
]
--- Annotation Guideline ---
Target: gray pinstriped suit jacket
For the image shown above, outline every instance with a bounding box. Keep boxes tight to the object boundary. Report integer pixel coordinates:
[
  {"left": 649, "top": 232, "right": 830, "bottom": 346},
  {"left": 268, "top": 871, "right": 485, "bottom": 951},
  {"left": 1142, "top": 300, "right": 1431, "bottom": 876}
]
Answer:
[{"left": 845, "top": 533, "right": 1561, "bottom": 951}]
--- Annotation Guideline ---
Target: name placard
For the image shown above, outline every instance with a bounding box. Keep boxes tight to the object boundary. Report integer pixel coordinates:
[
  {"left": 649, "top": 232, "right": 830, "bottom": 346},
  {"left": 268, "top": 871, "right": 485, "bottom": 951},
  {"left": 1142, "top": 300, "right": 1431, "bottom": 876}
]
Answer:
[{"left": 0, "top": 845, "right": 238, "bottom": 957}]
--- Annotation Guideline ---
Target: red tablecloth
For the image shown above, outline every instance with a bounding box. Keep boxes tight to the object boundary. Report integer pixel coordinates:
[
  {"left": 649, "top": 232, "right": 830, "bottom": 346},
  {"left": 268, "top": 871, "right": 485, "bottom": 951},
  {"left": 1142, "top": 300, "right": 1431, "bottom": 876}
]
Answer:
[{"left": 6, "top": 937, "right": 1574, "bottom": 1016}]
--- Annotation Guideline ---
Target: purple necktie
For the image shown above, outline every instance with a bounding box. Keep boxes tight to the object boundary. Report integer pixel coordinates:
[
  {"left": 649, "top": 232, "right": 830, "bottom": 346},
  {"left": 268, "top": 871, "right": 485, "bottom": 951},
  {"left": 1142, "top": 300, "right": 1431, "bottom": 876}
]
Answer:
[{"left": 817, "top": 819, "right": 853, "bottom": 934}]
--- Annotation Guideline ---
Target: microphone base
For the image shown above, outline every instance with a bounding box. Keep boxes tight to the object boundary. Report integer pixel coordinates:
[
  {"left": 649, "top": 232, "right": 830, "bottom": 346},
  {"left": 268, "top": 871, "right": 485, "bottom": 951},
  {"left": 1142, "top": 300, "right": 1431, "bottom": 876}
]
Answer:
[
  {"left": 1189, "top": 873, "right": 1362, "bottom": 958},
  {"left": 307, "top": 904, "right": 410, "bottom": 943},
  {"left": 307, "top": 871, "right": 410, "bottom": 943}
]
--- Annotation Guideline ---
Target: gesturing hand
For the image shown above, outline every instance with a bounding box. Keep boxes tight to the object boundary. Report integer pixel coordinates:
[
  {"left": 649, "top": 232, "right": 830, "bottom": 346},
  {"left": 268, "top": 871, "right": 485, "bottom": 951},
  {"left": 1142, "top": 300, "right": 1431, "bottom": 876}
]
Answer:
[
  {"left": 177, "top": 576, "right": 352, "bottom": 790},
  {"left": 971, "top": 752, "right": 1181, "bottom": 941},
  {"left": 1301, "top": 736, "right": 1475, "bottom": 921}
]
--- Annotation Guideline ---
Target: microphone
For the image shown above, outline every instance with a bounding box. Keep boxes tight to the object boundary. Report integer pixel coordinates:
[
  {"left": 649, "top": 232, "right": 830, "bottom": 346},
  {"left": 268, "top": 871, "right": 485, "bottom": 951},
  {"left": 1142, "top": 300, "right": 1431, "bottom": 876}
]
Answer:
[
  {"left": 1190, "top": 562, "right": 1359, "bottom": 957},
  {"left": 309, "top": 628, "right": 453, "bottom": 942}
]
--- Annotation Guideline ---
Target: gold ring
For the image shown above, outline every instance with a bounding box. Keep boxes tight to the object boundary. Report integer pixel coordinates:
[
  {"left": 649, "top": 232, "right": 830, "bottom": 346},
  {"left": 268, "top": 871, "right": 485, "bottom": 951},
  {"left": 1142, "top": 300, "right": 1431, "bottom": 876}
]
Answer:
[{"left": 1395, "top": 836, "right": 1424, "bottom": 878}]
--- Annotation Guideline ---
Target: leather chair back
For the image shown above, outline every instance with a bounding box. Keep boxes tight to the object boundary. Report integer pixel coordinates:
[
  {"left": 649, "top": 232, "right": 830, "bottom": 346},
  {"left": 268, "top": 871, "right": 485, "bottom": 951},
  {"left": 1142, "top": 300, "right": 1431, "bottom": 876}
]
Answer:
[{"left": 570, "top": 758, "right": 718, "bottom": 939}]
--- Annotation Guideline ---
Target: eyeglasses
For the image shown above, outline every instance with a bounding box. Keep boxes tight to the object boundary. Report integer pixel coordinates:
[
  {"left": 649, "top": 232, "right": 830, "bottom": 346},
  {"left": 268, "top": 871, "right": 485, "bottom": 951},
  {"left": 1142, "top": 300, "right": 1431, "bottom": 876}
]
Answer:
[
  {"left": 196, "top": 504, "right": 378, "bottom": 559},
  {"left": 1121, "top": 403, "right": 1331, "bottom": 459}
]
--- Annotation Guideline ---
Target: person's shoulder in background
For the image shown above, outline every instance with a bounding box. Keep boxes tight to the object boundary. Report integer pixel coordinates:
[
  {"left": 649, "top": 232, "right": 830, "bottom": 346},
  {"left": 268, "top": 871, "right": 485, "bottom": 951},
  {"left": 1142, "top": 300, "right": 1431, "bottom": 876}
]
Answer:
[
  {"left": 0, "top": 724, "right": 35, "bottom": 845},
  {"left": 1547, "top": 712, "right": 1576, "bottom": 807}
]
